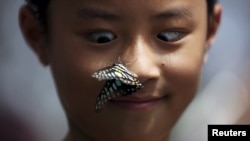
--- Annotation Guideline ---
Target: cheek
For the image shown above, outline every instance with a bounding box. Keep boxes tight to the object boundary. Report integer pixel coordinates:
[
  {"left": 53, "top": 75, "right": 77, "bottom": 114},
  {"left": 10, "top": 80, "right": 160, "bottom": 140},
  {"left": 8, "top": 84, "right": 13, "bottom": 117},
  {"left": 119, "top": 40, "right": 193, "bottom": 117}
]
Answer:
[
  {"left": 169, "top": 57, "right": 202, "bottom": 92},
  {"left": 50, "top": 54, "right": 99, "bottom": 112},
  {"left": 162, "top": 47, "right": 204, "bottom": 111},
  {"left": 47, "top": 40, "right": 107, "bottom": 117}
]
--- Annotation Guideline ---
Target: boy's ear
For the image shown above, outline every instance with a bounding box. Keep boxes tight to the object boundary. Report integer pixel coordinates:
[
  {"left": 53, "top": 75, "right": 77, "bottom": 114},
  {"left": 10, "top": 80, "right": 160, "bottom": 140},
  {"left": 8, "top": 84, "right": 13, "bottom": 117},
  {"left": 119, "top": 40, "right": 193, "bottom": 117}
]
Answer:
[
  {"left": 206, "top": 3, "right": 222, "bottom": 49},
  {"left": 204, "top": 3, "right": 222, "bottom": 64},
  {"left": 19, "top": 5, "right": 49, "bottom": 66}
]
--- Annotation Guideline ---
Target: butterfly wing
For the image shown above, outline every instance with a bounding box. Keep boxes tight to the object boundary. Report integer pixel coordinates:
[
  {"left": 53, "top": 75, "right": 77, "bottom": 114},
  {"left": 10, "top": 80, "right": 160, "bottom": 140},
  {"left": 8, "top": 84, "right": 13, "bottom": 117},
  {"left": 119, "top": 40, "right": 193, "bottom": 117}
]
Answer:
[
  {"left": 93, "top": 63, "right": 143, "bottom": 112},
  {"left": 117, "top": 82, "right": 142, "bottom": 96},
  {"left": 92, "top": 63, "right": 140, "bottom": 85},
  {"left": 95, "top": 79, "right": 143, "bottom": 112},
  {"left": 95, "top": 79, "right": 122, "bottom": 112}
]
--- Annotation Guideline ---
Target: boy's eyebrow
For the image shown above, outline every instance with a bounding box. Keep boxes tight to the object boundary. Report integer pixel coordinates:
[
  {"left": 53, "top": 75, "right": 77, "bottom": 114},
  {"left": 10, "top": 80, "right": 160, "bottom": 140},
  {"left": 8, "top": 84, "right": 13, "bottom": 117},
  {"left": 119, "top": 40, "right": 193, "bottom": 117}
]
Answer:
[
  {"left": 153, "top": 7, "right": 193, "bottom": 19},
  {"left": 76, "top": 6, "right": 192, "bottom": 21},
  {"left": 77, "top": 7, "right": 120, "bottom": 20}
]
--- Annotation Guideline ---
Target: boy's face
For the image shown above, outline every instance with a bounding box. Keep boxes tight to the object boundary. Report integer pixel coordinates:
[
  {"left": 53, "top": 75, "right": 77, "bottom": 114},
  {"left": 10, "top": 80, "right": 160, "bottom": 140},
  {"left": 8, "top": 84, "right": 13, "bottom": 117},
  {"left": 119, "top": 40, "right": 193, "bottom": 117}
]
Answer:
[{"left": 22, "top": 0, "right": 219, "bottom": 140}]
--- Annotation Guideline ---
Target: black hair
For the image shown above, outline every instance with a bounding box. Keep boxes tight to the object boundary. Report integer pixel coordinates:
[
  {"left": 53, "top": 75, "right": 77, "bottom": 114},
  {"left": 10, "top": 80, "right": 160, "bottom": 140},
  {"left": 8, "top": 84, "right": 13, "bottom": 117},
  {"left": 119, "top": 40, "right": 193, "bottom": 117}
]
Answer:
[{"left": 26, "top": 0, "right": 218, "bottom": 32}]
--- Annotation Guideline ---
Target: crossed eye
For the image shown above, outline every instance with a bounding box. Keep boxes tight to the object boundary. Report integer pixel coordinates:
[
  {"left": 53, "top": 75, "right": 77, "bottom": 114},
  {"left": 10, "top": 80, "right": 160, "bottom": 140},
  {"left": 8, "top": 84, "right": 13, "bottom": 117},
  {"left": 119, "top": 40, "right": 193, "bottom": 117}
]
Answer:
[
  {"left": 157, "top": 31, "right": 185, "bottom": 42},
  {"left": 88, "top": 31, "right": 117, "bottom": 44},
  {"left": 87, "top": 30, "right": 185, "bottom": 44}
]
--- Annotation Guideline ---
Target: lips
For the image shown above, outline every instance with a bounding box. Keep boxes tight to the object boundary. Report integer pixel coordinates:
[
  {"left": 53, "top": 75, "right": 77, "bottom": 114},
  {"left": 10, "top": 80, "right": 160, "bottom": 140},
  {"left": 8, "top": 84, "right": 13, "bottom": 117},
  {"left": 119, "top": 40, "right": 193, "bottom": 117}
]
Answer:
[{"left": 109, "top": 95, "right": 166, "bottom": 110}]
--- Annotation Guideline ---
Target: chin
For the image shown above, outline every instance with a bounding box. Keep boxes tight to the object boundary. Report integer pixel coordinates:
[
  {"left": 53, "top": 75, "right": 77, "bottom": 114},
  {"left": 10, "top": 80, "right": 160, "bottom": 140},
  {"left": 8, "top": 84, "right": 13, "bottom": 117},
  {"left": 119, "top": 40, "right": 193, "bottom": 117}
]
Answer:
[{"left": 93, "top": 106, "right": 173, "bottom": 141}]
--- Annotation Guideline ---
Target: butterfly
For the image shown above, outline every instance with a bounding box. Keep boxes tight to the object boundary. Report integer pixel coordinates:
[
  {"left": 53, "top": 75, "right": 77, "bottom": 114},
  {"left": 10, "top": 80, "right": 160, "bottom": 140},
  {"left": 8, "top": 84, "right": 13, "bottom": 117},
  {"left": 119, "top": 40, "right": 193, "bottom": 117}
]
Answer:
[
  {"left": 92, "top": 63, "right": 143, "bottom": 112},
  {"left": 92, "top": 63, "right": 140, "bottom": 85}
]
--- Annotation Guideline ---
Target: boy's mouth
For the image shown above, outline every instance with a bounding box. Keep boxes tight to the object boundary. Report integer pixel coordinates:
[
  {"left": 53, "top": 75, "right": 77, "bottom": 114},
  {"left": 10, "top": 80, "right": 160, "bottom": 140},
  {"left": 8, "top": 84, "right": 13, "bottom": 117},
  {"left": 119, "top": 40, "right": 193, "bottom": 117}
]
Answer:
[{"left": 109, "top": 95, "right": 167, "bottom": 110}]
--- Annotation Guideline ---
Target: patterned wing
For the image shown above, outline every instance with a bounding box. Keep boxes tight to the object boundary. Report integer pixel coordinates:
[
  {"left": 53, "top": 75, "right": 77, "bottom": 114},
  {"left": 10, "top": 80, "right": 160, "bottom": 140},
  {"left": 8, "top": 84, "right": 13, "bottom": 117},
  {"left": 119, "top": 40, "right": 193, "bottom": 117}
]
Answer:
[
  {"left": 95, "top": 79, "right": 143, "bottom": 112},
  {"left": 93, "top": 63, "right": 144, "bottom": 112},
  {"left": 92, "top": 63, "right": 139, "bottom": 85},
  {"left": 95, "top": 79, "right": 122, "bottom": 112},
  {"left": 117, "top": 81, "right": 143, "bottom": 96}
]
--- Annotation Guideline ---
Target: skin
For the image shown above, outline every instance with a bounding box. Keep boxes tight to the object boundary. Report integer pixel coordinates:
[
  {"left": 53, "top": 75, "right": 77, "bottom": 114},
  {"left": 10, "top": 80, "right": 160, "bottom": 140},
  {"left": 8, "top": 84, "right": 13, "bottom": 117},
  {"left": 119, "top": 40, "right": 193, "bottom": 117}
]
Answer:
[{"left": 19, "top": 0, "right": 222, "bottom": 141}]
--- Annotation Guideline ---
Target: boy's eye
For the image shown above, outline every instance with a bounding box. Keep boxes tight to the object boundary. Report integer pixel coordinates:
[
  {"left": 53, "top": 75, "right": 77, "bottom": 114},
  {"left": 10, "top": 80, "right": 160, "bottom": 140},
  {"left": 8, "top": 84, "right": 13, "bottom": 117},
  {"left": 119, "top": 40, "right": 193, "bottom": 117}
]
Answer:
[
  {"left": 88, "top": 31, "right": 117, "bottom": 44},
  {"left": 157, "top": 31, "right": 185, "bottom": 42}
]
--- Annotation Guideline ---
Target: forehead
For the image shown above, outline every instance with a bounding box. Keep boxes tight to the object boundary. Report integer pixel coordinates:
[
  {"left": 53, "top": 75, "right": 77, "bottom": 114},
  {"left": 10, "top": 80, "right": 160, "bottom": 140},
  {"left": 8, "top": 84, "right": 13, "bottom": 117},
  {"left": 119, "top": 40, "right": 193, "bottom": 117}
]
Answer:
[{"left": 50, "top": 0, "right": 207, "bottom": 16}]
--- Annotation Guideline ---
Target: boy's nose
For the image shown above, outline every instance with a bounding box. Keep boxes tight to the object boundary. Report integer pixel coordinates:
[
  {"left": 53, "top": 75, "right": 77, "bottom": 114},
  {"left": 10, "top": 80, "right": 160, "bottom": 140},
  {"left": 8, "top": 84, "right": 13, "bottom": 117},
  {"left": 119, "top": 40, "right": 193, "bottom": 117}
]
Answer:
[{"left": 119, "top": 37, "right": 160, "bottom": 83}]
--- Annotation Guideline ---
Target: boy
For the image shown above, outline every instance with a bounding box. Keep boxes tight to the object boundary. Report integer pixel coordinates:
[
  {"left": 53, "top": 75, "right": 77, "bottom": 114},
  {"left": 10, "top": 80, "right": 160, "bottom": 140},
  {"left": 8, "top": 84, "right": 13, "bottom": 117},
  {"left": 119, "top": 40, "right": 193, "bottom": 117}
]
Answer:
[{"left": 19, "top": 0, "right": 221, "bottom": 141}]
